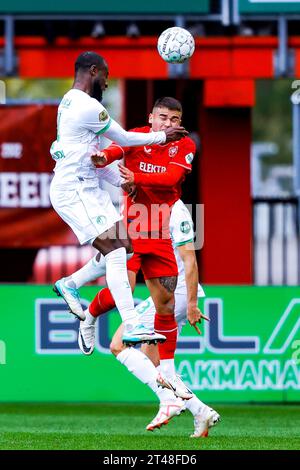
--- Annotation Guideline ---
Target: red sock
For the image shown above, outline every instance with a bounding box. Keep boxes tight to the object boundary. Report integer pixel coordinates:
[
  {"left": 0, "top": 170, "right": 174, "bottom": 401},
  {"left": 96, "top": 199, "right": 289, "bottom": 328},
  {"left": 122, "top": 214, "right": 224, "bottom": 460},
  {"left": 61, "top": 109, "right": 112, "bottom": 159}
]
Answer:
[
  {"left": 154, "top": 313, "right": 178, "bottom": 360},
  {"left": 89, "top": 288, "right": 116, "bottom": 318}
]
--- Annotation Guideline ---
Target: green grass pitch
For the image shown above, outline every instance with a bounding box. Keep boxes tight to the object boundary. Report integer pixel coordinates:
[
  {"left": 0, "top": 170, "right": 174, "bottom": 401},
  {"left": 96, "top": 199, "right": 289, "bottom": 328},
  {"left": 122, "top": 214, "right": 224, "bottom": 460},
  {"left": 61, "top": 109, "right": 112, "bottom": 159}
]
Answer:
[{"left": 0, "top": 403, "right": 299, "bottom": 450}]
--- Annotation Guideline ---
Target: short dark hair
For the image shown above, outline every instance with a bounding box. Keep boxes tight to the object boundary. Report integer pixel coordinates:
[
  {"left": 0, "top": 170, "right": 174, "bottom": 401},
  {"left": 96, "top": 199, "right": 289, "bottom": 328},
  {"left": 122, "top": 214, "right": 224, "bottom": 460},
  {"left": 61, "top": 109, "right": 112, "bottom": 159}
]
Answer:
[
  {"left": 75, "top": 51, "right": 107, "bottom": 74},
  {"left": 153, "top": 97, "right": 182, "bottom": 113}
]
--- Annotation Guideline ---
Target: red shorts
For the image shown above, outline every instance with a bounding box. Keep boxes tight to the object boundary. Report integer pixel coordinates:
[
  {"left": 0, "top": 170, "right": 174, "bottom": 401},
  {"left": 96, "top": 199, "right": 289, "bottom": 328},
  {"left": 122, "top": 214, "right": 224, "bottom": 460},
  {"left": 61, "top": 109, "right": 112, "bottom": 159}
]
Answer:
[{"left": 127, "top": 238, "right": 178, "bottom": 280}]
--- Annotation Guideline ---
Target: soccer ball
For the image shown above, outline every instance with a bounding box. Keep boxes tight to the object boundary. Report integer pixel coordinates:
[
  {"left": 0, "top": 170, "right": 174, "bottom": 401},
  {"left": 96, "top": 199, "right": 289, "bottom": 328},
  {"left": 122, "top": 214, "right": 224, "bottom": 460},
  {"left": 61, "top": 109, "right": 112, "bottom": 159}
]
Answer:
[{"left": 157, "top": 27, "right": 195, "bottom": 64}]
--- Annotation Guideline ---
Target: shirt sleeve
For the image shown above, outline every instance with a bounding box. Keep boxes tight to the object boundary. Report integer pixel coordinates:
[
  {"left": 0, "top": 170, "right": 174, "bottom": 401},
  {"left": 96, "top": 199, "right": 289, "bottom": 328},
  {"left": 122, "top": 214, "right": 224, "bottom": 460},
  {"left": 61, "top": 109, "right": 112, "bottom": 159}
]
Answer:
[
  {"left": 170, "top": 201, "right": 195, "bottom": 247},
  {"left": 78, "top": 100, "right": 112, "bottom": 134},
  {"left": 96, "top": 165, "right": 123, "bottom": 187},
  {"left": 169, "top": 138, "right": 196, "bottom": 172}
]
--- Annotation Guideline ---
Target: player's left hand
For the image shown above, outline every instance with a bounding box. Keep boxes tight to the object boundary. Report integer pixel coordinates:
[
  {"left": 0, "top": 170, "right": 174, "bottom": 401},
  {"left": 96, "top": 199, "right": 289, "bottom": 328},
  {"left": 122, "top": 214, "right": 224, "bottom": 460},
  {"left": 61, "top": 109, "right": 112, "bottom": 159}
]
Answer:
[
  {"left": 118, "top": 163, "right": 135, "bottom": 184},
  {"left": 91, "top": 150, "right": 108, "bottom": 167},
  {"left": 187, "top": 303, "right": 209, "bottom": 335}
]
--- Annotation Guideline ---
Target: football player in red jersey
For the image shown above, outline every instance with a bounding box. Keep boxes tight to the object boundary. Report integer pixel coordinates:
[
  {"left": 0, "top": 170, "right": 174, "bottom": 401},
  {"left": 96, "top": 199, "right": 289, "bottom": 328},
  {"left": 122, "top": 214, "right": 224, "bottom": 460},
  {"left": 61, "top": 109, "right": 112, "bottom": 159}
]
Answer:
[
  {"left": 88, "top": 97, "right": 196, "bottom": 361},
  {"left": 70, "top": 98, "right": 207, "bottom": 430}
]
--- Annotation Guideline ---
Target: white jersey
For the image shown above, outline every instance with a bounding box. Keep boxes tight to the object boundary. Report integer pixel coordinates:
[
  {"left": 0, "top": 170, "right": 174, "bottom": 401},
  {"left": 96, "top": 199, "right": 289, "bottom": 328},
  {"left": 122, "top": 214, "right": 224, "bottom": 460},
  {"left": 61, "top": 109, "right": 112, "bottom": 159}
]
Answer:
[
  {"left": 50, "top": 89, "right": 167, "bottom": 188},
  {"left": 49, "top": 90, "right": 168, "bottom": 244},
  {"left": 170, "top": 199, "right": 205, "bottom": 297},
  {"left": 50, "top": 89, "right": 112, "bottom": 186}
]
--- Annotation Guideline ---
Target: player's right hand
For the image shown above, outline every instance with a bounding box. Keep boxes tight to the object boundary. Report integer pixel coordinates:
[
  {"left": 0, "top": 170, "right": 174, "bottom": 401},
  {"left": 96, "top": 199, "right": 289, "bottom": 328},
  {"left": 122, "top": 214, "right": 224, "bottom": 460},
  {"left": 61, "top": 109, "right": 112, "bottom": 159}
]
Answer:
[
  {"left": 187, "top": 304, "right": 209, "bottom": 335},
  {"left": 164, "top": 126, "right": 188, "bottom": 143},
  {"left": 91, "top": 151, "right": 108, "bottom": 167}
]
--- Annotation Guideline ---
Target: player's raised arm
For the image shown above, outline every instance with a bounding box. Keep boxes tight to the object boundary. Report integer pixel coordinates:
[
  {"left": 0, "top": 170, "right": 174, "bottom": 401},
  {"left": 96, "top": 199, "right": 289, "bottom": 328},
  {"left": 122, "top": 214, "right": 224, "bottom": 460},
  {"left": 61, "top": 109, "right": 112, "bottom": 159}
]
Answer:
[
  {"left": 104, "top": 118, "right": 188, "bottom": 145},
  {"left": 80, "top": 98, "right": 187, "bottom": 148}
]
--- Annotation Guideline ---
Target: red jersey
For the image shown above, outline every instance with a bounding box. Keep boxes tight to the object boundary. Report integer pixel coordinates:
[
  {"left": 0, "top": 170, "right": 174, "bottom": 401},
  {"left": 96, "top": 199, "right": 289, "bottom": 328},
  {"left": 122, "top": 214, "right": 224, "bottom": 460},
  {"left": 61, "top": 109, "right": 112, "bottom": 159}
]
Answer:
[
  {"left": 102, "top": 126, "right": 196, "bottom": 237},
  {"left": 125, "top": 127, "right": 195, "bottom": 237},
  {"left": 124, "top": 126, "right": 195, "bottom": 207}
]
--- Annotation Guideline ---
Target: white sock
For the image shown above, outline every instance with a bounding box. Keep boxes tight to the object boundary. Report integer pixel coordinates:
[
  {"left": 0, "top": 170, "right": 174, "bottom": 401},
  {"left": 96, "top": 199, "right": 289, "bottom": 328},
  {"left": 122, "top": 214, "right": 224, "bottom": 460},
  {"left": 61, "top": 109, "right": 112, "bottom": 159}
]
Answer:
[
  {"left": 67, "top": 252, "right": 133, "bottom": 289},
  {"left": 66, "top": 254, "right": 106, "bottom": 288},
  {"left": 82, "top": 308, "right": 96, "bottom": 326},
  {"left": 117, "top": 348, "right": 179, "bottom": 403},
  {"left": 185, "top": 395, "right": 209, "bottom": 417},
  {"left": 159, "top": 359, "right": 176, "bottom": 379},
  {"left": 158, "top": 361, "right": 208, "bottom": 416},
  {"left": 155, "top": 366, "right": 181, "bottom": 402},
  {"left": 105, "top": 248, "right": 137, "bottom": 329}
]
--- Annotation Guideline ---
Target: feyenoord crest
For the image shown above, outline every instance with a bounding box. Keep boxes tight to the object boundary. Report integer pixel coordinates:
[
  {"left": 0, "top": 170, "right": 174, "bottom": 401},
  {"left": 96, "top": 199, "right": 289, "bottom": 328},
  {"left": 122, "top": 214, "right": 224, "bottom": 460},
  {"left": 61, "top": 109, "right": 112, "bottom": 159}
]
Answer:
[{"left": 169, "top": 146, "right": 178, "bottom": 157}]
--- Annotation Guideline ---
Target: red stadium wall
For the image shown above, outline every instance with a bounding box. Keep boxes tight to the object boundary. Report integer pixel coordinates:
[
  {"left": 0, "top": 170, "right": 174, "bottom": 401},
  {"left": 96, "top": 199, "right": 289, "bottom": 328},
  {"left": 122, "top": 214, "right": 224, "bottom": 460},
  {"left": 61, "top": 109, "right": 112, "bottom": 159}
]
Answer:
[
  {"left": 199, "top": 107, "right": 252, "bottom": 284},
  {"left": 2, "top": 36, "right": 277, "bottom": 80}
]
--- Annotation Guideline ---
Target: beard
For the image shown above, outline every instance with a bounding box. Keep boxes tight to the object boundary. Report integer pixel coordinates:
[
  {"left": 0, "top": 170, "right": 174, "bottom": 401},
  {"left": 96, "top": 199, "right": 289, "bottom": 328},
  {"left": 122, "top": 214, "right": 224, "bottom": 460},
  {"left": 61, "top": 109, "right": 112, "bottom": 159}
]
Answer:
[{"left": 91, "top": 80, "right": 103, "bottom": 102}]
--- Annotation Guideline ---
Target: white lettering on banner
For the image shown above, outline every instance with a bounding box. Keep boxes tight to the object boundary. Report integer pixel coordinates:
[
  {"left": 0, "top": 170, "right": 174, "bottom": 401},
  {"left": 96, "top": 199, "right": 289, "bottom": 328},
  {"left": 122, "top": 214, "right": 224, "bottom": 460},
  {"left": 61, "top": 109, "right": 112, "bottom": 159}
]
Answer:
[
  {"left": 177, "top": 359, "right": 300, "bottom": 391},
  {"left": 263, "top": 298, "right": 300, "bottom": 354},
  {"left": 139, "top": 162, "right": 167, "bottom": 173},
  {"left": 0, "top": 172, "right": 52, "bottom": 208},
  {"left": 34, "top": 295, "right": 300, "bottom": 392},
  {"left": 1, "top": 143, "right": 23, "bottom": 159}
]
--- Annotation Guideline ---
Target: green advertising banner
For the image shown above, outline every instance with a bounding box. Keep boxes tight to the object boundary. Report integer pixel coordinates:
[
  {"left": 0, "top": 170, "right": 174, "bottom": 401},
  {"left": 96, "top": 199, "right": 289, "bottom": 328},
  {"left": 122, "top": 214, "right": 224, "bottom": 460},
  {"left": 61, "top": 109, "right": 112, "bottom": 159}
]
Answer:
[
  {"left": 240, "top": 0, "right": 300, "bottom": 14},
  {"left": 0, "top": 285, "right": 299, "bottom": 403}
]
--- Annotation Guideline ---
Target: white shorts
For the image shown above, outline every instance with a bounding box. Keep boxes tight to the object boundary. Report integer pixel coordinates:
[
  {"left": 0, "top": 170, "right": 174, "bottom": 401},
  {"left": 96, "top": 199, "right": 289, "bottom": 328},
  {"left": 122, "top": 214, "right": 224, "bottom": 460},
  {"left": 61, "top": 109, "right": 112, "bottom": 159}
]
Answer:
[
  {"left": 50, "top": 177, "right": 122, "bottom": 245},
  {"left": 136, "top": 291, "right": 201, "bottom": 335}
]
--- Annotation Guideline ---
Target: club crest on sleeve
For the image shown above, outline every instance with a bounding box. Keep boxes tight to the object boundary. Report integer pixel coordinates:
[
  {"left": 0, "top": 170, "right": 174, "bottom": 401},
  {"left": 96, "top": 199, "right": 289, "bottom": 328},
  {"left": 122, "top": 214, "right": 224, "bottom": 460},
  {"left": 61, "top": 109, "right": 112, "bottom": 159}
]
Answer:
[
  {"left": 99, "top": 110, "right": 109, "bottom": 122},
  {"left": 169, "top": 146, "right": 178, "bottom": 157},
  {"left": 185, "top": 153, "right": 194, "bottom": 164},
  {"left": 180, "top": 221, "right": 191, "bottom": 233}
]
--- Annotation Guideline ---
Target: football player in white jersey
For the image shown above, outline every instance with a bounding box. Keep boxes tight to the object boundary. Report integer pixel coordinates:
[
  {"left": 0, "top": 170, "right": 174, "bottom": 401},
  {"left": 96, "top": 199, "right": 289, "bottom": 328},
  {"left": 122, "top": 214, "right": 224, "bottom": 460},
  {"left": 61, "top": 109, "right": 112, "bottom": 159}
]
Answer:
[
  {"left": 50, "top": 51, "right": 187, "bottom": 349},
  {"left": 50, "top": 52, "right": 190, "bottom": 422}
]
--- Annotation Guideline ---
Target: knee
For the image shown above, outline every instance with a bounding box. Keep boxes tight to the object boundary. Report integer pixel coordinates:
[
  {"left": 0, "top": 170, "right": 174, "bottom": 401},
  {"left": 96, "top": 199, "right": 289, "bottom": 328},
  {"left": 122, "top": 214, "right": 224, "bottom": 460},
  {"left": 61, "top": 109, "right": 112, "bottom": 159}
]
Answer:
[{"left": 155, "top": 295, "right": 175, "bottom": 315}]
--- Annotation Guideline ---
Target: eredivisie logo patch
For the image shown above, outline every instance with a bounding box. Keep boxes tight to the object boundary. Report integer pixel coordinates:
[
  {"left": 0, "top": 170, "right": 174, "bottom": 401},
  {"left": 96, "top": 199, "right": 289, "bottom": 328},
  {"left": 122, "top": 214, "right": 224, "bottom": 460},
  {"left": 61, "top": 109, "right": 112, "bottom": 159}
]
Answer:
[
  {"left": 180, "top": 221, "right": 191, "bottom": 234},
  {"left": 99, "top": 110, "right": 109, "bottom": 122},
  {"left": 185, "top": 153, "right": 194, "bottom": 164}
]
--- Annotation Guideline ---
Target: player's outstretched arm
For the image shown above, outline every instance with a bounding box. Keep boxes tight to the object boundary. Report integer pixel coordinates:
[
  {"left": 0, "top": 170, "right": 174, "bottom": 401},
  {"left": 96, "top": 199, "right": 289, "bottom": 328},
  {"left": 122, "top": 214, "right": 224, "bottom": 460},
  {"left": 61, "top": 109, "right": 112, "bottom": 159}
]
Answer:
[
  {"left": 104, "top": 118, "right": 188, "bottom": 146},
  {"left": 82, "top": 100, "right": 187, "bottom": 147}
]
